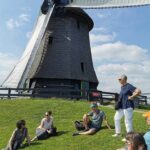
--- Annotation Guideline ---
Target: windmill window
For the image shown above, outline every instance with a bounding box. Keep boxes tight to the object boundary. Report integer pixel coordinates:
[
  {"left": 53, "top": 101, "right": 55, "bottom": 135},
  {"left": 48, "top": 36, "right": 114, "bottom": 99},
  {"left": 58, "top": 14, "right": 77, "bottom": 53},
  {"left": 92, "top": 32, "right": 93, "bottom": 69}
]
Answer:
[
  {"left": 48, "top": 36, "right": 53, "bottom": 44},
  {"left": 81, "top": 62, "right": 84, "bottom": 73}
]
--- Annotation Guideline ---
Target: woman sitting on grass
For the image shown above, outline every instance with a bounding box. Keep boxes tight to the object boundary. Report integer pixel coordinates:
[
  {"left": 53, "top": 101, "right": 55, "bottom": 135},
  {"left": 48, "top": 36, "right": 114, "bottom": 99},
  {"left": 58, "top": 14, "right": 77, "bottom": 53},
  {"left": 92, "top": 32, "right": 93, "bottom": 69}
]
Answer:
[
  {"left": 31, "top": 111, "right": 57, "bottom": 141},
  {"left": 5, "top": 120, "right": 30, "bottom": 150}
]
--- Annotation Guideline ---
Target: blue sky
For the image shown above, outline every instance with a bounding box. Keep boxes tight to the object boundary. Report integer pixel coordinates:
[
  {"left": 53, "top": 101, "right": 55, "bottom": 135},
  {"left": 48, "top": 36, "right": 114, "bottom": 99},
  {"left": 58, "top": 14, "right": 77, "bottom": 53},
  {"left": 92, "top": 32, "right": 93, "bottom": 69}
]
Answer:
[{"left": 0, "top": 0, "right": 150, "bottom": 93}]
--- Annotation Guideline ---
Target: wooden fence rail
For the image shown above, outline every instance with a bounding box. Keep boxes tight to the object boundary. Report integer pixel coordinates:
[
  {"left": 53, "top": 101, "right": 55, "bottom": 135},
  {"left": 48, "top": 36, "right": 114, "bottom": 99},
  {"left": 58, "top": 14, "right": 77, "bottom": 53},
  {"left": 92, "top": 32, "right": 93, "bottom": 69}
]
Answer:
[{"left": 0, "top": 88, "right": 148, "bottom": 106}]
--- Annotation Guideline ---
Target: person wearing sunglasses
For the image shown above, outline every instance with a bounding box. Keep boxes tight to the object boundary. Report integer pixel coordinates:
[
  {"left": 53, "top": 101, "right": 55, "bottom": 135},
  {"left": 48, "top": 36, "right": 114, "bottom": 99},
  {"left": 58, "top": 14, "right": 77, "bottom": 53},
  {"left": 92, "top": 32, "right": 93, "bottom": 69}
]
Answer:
[
  {"left": 112, "top": 75, "right": 141, "bottom": 141},
  {"left": 31, "top": 111, "right": 56, "bottom": 141},
  {"left": 117, "top": 132, "right": 147, "bottom": 150}
]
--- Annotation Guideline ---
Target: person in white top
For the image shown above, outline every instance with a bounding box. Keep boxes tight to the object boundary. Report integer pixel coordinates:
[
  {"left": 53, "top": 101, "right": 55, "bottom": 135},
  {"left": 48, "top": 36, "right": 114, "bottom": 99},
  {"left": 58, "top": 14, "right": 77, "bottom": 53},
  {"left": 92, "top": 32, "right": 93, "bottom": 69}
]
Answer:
[
  {"left": 39, "top": 111, "right": 53, "bottom": 131},
  {"left": 31, "top": 111, "right": 56, "bottom": 141}
]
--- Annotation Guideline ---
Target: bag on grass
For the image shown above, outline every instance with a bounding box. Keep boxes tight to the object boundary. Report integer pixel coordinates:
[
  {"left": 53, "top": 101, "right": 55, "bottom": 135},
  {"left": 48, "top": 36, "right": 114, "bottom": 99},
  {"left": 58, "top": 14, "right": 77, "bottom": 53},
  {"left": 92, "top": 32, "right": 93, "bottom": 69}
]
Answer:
[
  {"left": 51, "top": 127, "right": 57, "bottom": 136},
  {"left": 74, "top": 121, "right": 85, "bottom": 131}
]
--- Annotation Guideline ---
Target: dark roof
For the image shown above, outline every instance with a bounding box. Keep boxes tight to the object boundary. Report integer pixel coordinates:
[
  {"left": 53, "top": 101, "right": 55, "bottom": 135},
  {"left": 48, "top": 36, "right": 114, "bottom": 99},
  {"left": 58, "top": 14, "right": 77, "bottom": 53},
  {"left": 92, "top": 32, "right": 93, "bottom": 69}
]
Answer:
[{"left": 63, "top": 7, "right": 94, "bottom": 31}]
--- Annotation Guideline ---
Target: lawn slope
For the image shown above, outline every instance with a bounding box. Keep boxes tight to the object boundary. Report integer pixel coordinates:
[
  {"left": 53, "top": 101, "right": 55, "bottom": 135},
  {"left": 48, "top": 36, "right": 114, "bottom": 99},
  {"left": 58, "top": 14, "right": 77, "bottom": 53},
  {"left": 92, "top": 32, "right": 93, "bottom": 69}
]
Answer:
[{"left": 0, "top": 98, "right": 148, "bottom": 150}]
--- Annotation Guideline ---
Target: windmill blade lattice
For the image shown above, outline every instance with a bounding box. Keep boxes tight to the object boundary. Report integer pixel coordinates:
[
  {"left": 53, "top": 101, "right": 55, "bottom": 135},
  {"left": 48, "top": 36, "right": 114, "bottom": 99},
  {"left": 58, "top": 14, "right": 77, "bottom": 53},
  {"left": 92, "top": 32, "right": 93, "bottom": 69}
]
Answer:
[{"left": 65, "top": 0, "right": 150, "bottom": 8}]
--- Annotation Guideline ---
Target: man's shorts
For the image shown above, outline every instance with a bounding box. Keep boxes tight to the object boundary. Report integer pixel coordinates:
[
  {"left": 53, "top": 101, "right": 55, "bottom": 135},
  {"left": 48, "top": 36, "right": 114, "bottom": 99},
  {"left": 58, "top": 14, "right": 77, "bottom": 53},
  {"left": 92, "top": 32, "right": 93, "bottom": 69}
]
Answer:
[{"left": 88, "top": 121, "right": 100, "bottom": 132}]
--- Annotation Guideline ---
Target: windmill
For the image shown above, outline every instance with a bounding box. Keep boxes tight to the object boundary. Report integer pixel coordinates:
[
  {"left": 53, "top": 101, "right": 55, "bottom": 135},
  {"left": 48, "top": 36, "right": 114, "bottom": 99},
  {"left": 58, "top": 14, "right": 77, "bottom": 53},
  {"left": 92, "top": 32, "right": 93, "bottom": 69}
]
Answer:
[{"left": 2, "top": 0, "right": 150, "bottom": 97}]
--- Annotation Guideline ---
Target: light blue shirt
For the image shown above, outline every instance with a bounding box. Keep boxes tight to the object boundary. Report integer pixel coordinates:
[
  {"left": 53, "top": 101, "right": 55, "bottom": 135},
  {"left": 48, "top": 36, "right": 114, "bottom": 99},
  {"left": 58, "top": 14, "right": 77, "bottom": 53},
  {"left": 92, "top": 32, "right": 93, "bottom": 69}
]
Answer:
[{"left": 144, "top": 130, "right": 150, "bottom": 150}]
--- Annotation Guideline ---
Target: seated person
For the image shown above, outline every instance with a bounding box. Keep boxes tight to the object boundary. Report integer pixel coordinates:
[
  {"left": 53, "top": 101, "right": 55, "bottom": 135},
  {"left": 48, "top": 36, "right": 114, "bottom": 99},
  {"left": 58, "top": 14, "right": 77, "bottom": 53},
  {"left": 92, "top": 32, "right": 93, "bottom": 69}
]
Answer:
[
  {"left": 5, "top": 120, "right": 30, "bottom": 150},
  {"left": 143, "top": 111, "right": 150, "bottom": 150},
  {"left": 73, "top": 103, "right": 111, "bottom": 136},
  {"left": 31, "top": 111, "right": 56, "bottom": 141},
  {"left": 117, "top": 132, "right": 147, "bottom": 150},
  {"left": 20, "top": 120, "right": 30, "bottom": 145}
]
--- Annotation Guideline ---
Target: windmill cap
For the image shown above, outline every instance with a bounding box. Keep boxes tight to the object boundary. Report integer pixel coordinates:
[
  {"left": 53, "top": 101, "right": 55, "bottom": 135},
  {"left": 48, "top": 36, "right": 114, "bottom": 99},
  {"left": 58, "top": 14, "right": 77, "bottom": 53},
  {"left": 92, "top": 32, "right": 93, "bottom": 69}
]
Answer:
[
  {"left": 143, "top": 111, "right": 150, "bottom": 118},
  {"left": 118, "top": 74, "right": 127, "bottom": 80},
  {"left": 90, "top": 103, "right": 98, "bottom": 108}
]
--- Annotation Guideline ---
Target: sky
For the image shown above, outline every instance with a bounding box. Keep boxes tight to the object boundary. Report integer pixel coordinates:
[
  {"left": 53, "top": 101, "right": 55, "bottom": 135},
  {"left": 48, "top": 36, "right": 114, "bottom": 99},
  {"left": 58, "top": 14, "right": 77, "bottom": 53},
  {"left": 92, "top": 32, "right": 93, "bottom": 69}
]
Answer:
[{"left": 0, "top": 0, "right": 150, "bottom": 93}]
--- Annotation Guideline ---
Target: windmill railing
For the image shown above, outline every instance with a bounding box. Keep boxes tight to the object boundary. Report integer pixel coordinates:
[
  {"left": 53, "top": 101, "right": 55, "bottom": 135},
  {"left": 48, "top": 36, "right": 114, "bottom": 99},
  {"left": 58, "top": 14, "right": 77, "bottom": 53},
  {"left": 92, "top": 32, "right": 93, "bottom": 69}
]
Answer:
[{"left": 0, "top": 87, "right": 148, "bottom": 106}]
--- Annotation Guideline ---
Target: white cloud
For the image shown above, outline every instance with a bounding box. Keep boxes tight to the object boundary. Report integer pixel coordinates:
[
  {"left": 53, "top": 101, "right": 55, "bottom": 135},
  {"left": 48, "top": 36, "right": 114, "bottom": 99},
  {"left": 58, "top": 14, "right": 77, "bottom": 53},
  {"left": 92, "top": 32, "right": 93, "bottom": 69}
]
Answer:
[
  {"left": 93, "top": 27, "right": 107, "bottom": 32},
  {"left": 0, "top": 52, "right": 18, "bottom": 85},
  {"left": 26, "top": 31, "right": 32, "bottom": 39},
  {"left": 6, "top": 13, "right": 30, "bottom": 30},
  {"left": 90, "top": 32, "right": 116, "bottom": 45},
  {"left": 97, "top": 63, "right": 150, "bottom": 78},
  {"left": 97, "top": 13, "right": 111, "bottom": 19},
  {"left": 92, "top": 41, "right": 148, "bottom": 62},
  {"left": 97, "top": 14, "right": 106, "bottom": 19},
  {"left": 6, "top": 19, "right": 15, "bottom": 30},
  {"left": 96, "top": 12, "right": 112, "bottom": 19},
  {"left": 21, "top": 7, "right": 31, "bottom": 12},
  {"left": 19, "top": 14, "right": 30, "bottom": 22},
  {"left": 91, "top": 41, "right": 150, "bottom": 93},
  {"left": 96, "top": 62, "right": 150, "bottom": 93}
]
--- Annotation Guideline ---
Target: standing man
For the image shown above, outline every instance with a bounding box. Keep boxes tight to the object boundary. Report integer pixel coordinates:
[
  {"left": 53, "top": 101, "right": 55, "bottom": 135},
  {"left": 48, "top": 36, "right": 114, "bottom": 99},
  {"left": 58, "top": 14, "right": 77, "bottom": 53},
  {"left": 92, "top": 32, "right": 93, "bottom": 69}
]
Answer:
[
  {"left": 143, "top": 111, "right": 150, "bottom": 150},
  {"left": 112, "top": 75, "right": 141, "bottom": 140}
]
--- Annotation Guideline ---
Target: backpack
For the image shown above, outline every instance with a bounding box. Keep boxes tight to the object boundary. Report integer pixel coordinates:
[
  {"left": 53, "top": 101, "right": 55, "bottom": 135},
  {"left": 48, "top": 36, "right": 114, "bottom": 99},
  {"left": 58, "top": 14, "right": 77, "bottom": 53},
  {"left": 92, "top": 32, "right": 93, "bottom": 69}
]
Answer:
[
  {"left": 74, "top": 121, "right": 85, "bottom": 131},
  {"left": 51, "top": 127, "right": 57, "bottom": 136}
]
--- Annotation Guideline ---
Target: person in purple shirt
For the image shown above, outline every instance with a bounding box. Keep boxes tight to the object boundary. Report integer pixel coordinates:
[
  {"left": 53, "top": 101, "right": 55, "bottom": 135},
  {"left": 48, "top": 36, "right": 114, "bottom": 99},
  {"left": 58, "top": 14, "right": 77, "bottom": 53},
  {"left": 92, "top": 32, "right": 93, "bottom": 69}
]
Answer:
[{"left": 112, "top": 75, "right": 141, "bottom": 141}]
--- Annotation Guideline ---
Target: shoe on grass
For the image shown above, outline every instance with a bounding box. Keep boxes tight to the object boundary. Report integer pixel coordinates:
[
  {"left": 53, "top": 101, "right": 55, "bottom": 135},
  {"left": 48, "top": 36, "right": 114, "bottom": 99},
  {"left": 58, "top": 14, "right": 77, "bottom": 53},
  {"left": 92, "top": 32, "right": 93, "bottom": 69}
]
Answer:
[
  {"left": 72, "top": 132, "right": 80, "bottom": 136},
  {"left": 112, "top": 133, "right": 121, "bottom": 137}
]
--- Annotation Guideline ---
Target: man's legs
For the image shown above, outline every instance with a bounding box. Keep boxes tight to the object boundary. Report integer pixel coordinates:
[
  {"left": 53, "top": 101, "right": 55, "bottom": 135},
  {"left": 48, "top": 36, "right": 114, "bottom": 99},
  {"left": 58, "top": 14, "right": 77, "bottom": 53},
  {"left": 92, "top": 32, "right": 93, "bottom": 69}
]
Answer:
[
  {"left": 78, "top": 128, "right": 97, "bottom": 135},
  {"left": 114, "top": 109, "right": 124, "bottom": 134},
  {"left": 83, "top": 114, "right": 90, "bottom": 130},
  {"left": 72, "top": 115, "right": 97, "bottom": 136},
  {"left": 124, "top": 108, "right": 133, "bottom": 133}
]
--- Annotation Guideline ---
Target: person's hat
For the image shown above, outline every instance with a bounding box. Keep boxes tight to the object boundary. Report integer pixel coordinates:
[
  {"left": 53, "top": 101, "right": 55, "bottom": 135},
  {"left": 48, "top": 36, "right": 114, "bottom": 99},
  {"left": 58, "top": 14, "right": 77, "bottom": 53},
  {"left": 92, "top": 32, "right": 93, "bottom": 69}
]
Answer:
[
  {"left": 118, "top": 74, "right": 127, "bottom": 80},
  {"left": 143, "top": 111, "right": 150, "bottom": 118},
  {"left": 90, "top": 103, "right": 98, "bottom": 108}
]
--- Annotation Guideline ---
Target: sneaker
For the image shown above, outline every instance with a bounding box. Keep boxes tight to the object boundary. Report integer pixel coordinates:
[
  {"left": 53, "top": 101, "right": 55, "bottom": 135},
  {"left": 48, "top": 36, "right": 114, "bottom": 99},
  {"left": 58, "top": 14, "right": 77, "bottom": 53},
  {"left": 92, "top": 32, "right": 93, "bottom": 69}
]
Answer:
[
  {"left": 122, "top": 138, "right": 126, "bottom": 142},
  {"left": 112, "top": 133, "right": 121, "bottom": 137},
  {"left": 72, "top": 132, "right": 80, "bottom": 136}
]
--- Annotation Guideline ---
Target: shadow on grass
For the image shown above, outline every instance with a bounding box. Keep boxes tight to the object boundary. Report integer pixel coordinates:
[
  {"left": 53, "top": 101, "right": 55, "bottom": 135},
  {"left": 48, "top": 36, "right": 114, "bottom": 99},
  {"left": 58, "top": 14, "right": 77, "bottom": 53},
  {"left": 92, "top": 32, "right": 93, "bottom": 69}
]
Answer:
[
  {"left": 55, "top": 131, "right": 70, "bottom": 137},
  {"left": 20, "top": 142, "right": 42, "bottom": 149},
  {"left": 101, "top": 125, "right": 115, "bottom": 130},
  {"left": 42, "top": 131, "right": 70, "bottom": 140},
  {"left": 52, "top": 131, "right": 70, "bottom": 138}
]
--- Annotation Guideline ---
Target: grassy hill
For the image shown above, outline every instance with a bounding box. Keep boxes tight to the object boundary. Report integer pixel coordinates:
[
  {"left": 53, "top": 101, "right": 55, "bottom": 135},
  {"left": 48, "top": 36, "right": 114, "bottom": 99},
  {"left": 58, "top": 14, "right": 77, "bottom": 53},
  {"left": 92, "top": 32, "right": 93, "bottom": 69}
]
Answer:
[{"left": 0, "top": 98, "right": 149, "bottom": 150}]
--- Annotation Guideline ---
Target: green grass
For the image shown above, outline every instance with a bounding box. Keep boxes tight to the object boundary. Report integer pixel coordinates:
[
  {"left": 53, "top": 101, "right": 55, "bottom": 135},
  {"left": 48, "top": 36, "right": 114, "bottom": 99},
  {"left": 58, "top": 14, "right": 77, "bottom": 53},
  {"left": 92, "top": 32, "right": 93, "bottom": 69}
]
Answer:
[{"left": 0, "top": 98, "right": 149, "bottom": 150}]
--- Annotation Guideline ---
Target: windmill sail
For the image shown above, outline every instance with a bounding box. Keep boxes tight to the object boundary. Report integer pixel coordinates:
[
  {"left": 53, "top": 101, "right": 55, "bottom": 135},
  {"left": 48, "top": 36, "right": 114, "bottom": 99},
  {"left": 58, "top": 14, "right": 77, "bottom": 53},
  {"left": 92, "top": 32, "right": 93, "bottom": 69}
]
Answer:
[
  {"left": 2, "top": 5, "right": 55, "bottom": 88},
  {"left": 66, "top": 0, "right": 150, "bottom": 8}
]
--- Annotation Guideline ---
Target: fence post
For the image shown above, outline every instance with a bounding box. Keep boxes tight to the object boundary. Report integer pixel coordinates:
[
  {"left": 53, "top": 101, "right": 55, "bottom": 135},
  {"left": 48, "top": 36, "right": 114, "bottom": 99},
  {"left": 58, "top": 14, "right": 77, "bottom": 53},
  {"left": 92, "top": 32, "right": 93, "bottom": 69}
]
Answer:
[
  {"left": 8, "top": 88, "right": 11, "bottom": 99},
  {"left": 99, "top": 91, "right": 103, "bottom": 105},
  {"left": 145, "top": 96, "right": 148, "bottom": 105}
]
